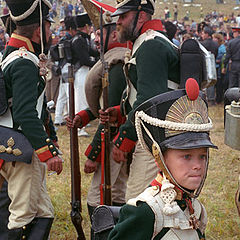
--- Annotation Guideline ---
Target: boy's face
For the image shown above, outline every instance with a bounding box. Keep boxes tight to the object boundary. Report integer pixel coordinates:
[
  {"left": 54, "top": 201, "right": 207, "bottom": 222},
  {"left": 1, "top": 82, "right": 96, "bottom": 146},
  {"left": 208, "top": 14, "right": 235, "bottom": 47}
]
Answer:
[{"left": 164, "top": 148, "right": 207, "bottom": 191}]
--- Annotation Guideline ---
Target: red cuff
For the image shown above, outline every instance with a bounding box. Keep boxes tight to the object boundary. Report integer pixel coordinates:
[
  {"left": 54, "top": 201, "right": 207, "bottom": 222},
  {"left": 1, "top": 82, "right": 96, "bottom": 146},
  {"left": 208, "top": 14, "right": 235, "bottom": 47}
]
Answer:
[
  {"left": 77, "top": 110, "right": 90, "bottom": 127},
  {"left": 0, "top": 159, "right": 4, "bottom": 169},
  {"left": 113, "top": 105, "right": 126, "bottom": 126},
  {"left": 113, "top": 133, "right": 136, "bottom": 152},
  {"left": 85, "top": 145, "right": 101, "bottom": 162},
  {"left": 35, "top": 146, "right": 53, "bottom": 162}
]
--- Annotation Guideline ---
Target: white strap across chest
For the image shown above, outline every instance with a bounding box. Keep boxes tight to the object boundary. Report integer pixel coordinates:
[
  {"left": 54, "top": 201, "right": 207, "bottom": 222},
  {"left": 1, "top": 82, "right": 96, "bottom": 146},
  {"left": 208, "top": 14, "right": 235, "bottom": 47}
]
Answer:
[
  {"left": 125, "top": 30, "right": 179, "bottom": 107},
  {"left": 0, "top": 48, "right": 44, "bottom": 128},
  {"left": 128, "top": 187, "right": 206, "bottom": 240}
]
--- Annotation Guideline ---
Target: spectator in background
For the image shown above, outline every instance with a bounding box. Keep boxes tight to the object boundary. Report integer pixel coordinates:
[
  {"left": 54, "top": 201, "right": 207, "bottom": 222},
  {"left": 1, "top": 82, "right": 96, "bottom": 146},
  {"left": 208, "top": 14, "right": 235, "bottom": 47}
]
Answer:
[
  {"left": 64, "top": 2, "right": 69, "bottom": 17},
  {"left": 52, "top": 1, "right": 57, "bottom": 18},
  {"left": 212, "top": 33, "right": 226, "bottom": 103},
  {"left": 163, "top": 21, "right": 180, "bottom": 46},
  {"left": 68, "top": 1, "right": 73, "bottom": 16},
  {"left": 74, "top": 2, "right": 79, "bottom": 15},
  {"left": 56, "top": 18, "right": 65, "bottom": 36},
  {"left": 164, "top": 7, "right": 170, "bottom": 20},
  {"left": 236, "top": 14, "right": 240, "bottom": 27},
  {"left": 223, "top": 27, "right": 240, "bottom": 88},
  {"left": 173, "top": 5, "right": 178, "bottom": 21},
  {"left": 59, "top": 2, "right": 65, "bottom": 19},
  {"left": 201, "top": 26, "right": 218, "bottom": 105}
]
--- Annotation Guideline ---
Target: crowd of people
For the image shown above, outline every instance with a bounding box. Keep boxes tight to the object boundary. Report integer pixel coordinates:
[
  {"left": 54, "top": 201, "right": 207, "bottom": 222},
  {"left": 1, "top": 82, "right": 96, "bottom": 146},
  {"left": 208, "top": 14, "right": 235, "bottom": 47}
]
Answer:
[{"left": 0, "top": 0, "right": 239, "bottom": 240}]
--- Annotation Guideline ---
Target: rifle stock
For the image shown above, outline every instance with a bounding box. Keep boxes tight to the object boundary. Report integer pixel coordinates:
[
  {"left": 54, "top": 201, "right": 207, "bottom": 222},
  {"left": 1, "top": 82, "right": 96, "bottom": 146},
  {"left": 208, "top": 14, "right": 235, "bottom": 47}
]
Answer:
[
  {"left": 102, "top": 69, "right": 112, "bottom": 205},
  {"left": 68, "top": 65, "right": 86, "bottom": 240}
]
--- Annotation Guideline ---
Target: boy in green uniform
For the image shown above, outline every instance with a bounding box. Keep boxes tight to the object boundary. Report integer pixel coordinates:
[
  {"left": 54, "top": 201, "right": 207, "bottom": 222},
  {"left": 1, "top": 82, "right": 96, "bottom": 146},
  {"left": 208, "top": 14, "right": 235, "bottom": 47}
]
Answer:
[{"left": 108, "top": 78, "right": 217, "bottom": 240}]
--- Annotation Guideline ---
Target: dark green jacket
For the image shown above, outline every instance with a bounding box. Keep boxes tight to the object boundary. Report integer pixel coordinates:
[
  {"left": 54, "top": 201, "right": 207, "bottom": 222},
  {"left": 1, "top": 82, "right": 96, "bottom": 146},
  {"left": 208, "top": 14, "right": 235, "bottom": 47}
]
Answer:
[
  {"left": 2, "top": 34, "right": 58, "bottom": 162},
  {"left": 113, "top": 29, "right": 180, "bottom": 152}
]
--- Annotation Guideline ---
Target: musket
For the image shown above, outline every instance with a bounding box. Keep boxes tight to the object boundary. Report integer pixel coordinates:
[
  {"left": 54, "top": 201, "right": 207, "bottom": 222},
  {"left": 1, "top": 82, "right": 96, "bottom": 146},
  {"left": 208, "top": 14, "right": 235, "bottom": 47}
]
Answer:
[
  {"left": 100, "top": 7, "right": 112, "bottom": 206},
  {"left": 67, "top": 43, "right": 86, "bottom": 239}
]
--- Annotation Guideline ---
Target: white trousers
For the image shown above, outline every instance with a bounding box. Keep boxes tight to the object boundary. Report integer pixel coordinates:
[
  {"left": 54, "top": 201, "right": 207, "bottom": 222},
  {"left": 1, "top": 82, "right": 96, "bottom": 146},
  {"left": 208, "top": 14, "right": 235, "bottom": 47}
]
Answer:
[
  {"left": 0, "top": 153, "right": 54, "bottom": 229},
  {"left": 74, "top": 66, "right": 90, "bottom": 113},
  {"left": 125, "top": 142, "right": 159, "bottom": 202},
  {"left": 87, "top": 144, "right": 128, "bottom": 207}
]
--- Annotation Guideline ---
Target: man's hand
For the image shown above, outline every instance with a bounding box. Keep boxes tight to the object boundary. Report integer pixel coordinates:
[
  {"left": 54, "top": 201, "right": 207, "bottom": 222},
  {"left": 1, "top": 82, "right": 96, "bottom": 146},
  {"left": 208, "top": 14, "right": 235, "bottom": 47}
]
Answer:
[
  {"left": 112, "top": 145, "right": 128, "bottom": 163},
  {"left": 46, "top": 156, "right": 63, "bottom": 175},
  {"left": 66, "top": 115, "right": 82, "bottom": 129},
  {"left": 84, "top": 159, "right": 98, "bottom": 173},
  {"left": 222, "top": 67, "right": 226, "bottom": 74},
  {"left": 99, "top": 107, "right": 118, "bottom": 124}
]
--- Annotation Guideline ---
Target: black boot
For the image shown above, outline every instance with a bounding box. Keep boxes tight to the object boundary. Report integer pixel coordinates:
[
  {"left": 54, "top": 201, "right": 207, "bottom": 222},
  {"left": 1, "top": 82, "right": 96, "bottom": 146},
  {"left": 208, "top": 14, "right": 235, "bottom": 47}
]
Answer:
[
  {"left": 27, "top": 218, "right": 53, "bottom": 240},
  {"left": 87, "top": 204, "right": 96, "bottom": 240},
  {"left": 8, "top": 228, "right": 23, "bottom": 240}
]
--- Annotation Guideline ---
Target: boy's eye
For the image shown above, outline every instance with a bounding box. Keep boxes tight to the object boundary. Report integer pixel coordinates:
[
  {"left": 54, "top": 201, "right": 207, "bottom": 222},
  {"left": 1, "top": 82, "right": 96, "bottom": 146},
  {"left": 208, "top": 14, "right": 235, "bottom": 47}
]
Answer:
[
  {"left": 200, "top": 154, "right": 207, "bottom": 161},
  {"left": 184, "top": 154, "right": 191, "bottom": 160}
]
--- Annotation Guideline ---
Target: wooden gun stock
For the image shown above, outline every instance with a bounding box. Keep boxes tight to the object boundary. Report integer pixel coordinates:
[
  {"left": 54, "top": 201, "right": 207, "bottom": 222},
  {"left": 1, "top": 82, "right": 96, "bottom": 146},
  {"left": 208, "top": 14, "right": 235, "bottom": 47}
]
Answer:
[{"left": 68, "top": 65, "right": 86, "bottom": 240}]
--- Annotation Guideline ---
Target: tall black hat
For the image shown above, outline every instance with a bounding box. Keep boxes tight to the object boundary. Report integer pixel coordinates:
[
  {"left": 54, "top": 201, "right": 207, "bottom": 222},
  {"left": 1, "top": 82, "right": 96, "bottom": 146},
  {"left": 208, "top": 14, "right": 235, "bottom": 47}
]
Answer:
[
  {"left": 133, "top": 78, "right": 217, "bottom": 153},
  {"left": 112, "top": 0, "right": 155, "bottom": 17},
  {"left": 75, "top": 13, "right": 92, "bottom": 28},
  {"left": 5, "top": 0, "right": 53, "bottom": 26},
  {"left": 64, "top": 16, "right": 76, "bottom": 31}
]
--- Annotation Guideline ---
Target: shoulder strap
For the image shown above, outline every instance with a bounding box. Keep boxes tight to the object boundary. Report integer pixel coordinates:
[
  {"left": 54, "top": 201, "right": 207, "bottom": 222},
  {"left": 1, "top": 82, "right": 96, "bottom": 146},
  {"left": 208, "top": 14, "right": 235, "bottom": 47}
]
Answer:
[{"left": 1, "top": 47, "right": 39, "bottom": 71}]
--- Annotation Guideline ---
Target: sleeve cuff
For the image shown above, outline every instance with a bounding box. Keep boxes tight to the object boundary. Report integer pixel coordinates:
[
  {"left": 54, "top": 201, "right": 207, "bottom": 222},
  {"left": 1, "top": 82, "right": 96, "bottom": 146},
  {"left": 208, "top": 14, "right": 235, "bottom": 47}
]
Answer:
[
  {"left": 35, "top": 141, "right": 58, "bottom": 162},
  {"left": 113, "top": 132, "right": 136, "bottom": 152},
  {"left": 113, "top": 105, "right": 126, "bottom": 127},
  {"left": 85, "top": 144, "right": 101, "bottom": 162},
  {"left": 0, "top": 159, "right": 4, "bottom": 169},
  {"left": 76, "top": 110, "right": 90, "bottom": 127}
]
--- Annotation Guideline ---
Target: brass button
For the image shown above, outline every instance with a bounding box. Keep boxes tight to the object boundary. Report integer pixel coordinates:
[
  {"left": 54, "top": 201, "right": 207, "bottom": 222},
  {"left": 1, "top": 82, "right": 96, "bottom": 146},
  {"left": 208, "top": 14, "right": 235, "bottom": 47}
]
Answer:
[
  {"left": 116, "top": 143, "right": 120, "bottom": 147},
  {"left": 6, "top": 147, "right": 13, "bottom": 154},
  {"left": 92, "top": 156, "right": 96, "bottom": 159},
  {"left": 120, "top": 137, "right": 123, "bottom": 141},
  {"left": 49, "top": 145, "right": 54, "bottom": 149},
  {"left": 123, "top": 131, "right": 126, "bottom": 135},
  {"left": 52, "top": 151, "right": 57, "bottom": 156},
  {"left": 22, "top": 226, "right": 26, "bottom": 230},
  {"left": 98, "top": 145, "right": 101, "bottom": 149},
  {"left": 46, "top": 138, "right": 51, "bottom": 143},
  {"left": 22, "top": 236, "right": 26, "bottom": 239},
  {"left": 95, "top": 151, "right": 98, "bottom": 154}
]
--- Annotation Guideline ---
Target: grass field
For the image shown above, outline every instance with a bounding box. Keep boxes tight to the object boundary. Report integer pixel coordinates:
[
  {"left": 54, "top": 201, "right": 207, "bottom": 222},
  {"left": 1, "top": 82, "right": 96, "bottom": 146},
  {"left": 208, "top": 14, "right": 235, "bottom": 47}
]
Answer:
[{"left": 46, "top": 1, "right": 240, "bottom": 239}]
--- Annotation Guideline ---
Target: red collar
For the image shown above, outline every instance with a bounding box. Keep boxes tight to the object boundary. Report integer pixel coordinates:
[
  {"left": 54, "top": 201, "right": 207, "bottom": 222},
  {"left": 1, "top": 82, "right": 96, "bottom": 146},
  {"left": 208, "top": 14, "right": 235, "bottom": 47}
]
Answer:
[
  {"left": 141, "top": 19, "right": 163, "bottom": 34},
  {"left": 7, "top": 33, "right": 35, "bottom": 52},
  {"left": 108, "top": 41, "right": 133, "bottom": 51},
  {"left": 151, "top": 172, "right": 184, "bottom": 200}
]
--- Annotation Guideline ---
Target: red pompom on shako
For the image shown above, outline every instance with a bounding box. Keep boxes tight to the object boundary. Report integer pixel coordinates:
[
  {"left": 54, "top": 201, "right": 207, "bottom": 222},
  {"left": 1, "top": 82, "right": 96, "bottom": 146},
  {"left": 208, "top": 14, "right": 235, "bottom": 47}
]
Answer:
[{"left": 185, "top": 78, "right": 199, "bottom": 101}]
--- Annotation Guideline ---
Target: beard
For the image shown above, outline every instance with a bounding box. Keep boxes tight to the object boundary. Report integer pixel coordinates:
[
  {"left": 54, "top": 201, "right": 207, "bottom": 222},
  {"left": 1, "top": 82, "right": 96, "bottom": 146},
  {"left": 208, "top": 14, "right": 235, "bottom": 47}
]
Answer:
[{"left": 117, "top": 20, "right": 138, "bottom": 43}]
